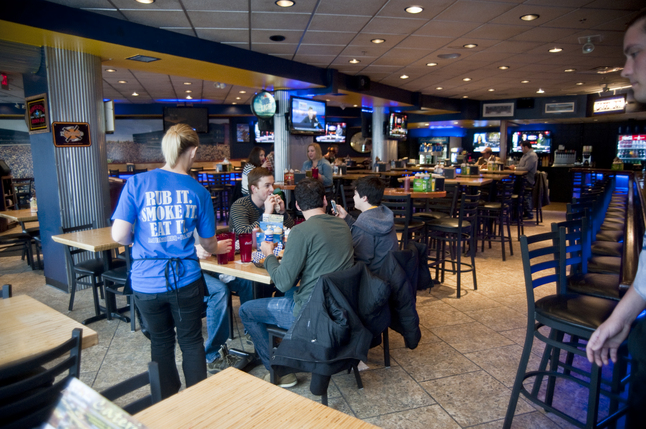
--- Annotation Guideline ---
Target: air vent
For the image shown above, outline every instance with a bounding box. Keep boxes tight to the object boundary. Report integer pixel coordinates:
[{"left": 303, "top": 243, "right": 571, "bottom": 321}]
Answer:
[{"left": 126, "top": 55, "right": 161, "bottom": 63}]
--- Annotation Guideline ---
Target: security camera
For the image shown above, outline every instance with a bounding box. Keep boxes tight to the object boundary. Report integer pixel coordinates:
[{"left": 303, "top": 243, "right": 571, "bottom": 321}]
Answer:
[{"left": 582, "top": 41, "right": 595, "bottom": 54}]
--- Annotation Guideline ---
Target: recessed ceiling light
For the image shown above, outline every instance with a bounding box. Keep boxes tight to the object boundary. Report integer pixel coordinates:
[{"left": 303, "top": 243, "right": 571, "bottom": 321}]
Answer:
[
  {"left": 186, "top": 90, "right": 192, "bottom": 93},
  {"left": 136, "top": 0, "right": 155, "bottom": 4},
  {"left": 521, "top": 80, "right": 529, "bottom": 83},
  {"left": 488, "top": 88, "right": 495, "bottom": 92},
  {"left": 371, "top": 38, "right": 386, "bottom": 44},
  {"left": 275, "top": 0, "right": 295, "bottom": 7},
  {"left": 498, "top": 66, "right": 509, "bottom": 70},
  {"left": 537, "top": 88, "right": 545, "bottom": 93},
  {"left": 353, "top": 104, "right": 358, "bottom": 107},
  {"left": 520, "top": 14, "right": 539, "bottom": 21},
  {"left": 463, "top": 95, "right": 469, "bottom": 98},
  {"left": 118, "top": 80, "right": 127, "bottom": 84},
  {"left": 106, "top": 68, "right": 116, "bottom": 72},
  {"left": 463, "top": 44, "right": 478, "bottom": 49},
  {"left": 405, "top": 6, "right": 424, "bottom": 14},
  {"left": 184, "top": 82, "right": 191, "bottom": 85},
  {"left": 239, "top": 90, "right": 246, "bottom": 93},
  {"left": 400, "top": 75, "right": 409, "bottom": 79},
  {"left": 132, "top": 92, "right": 139, "bottom": 96},
  {"left": 236, "top": 97, "right": 241, "bottom": 100},
  {"left": 436, "top": 87, "right": 443, "bottom": 90},
  {"left": 232, "top": 102, "right": 237, "bottom": 105},
  {"left": 576, "top": 82, "right": 584, "bottom": 85},
  {"left": 564, "top": 68, "right": 576, "bottom": 72},
  {"left": 269, "top": 35, "right": 286, "bottom": 42},
  {"left": 186, "top": 95, "right": 192, "bottom": 100},
  {"left": 453, "top": 122, "right": 458, "bottom": 125},
  {"left": 463, "top": 77, "right": 471, "bottom": 81},
  {"left": 425, "top": 123, "right": 429, "bottom": 126},
  {"left": 426, "top": 62, "right": 438, "bottom": 67},
  {"left": 349, "top": 59, "right": 360, "bottom": 64},
  {"left": 548, "top": 47, "right": 562, "bottom": 53}
]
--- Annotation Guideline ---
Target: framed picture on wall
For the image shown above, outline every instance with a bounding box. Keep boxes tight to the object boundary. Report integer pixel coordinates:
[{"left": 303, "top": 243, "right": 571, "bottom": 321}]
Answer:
[
  {"left": 545, "top": 102, "right": 575, "bottom": 114},
  {"left": 25, "top": 93, "right": 50, "bottom": 135},
  {"left": 482, "top": 102, "right": 514, "bottom": 118},
  {"left": 236, "top": 124, "right": 250, "bottom": 142}
]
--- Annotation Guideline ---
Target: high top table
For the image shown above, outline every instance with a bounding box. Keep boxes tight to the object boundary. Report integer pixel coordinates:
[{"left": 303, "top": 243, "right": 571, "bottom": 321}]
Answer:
[
  {"left": 0, "top": 209, "right": 39, "bottom": 231},
  {"left": 135, "top": 367, "right": 377, "bottom": 429},
  {"left": 0, "top": 295, "right": 98, "bottom": 367},
  {"left": 51, "top": 227, "right": 129, "bottom": 325}
]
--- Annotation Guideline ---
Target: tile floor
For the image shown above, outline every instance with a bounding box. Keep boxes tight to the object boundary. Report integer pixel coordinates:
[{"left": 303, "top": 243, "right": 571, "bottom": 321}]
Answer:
[{"left": 0, "top": 204, "right": 625, "bottom": 428}]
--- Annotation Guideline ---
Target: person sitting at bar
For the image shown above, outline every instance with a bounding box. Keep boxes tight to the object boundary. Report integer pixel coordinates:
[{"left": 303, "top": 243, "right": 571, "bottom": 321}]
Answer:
[
  {"left": 239, "top": 178, "right": 354, "bottom": 388},
  {"left": 333, "top": 175, "right": 397, "bottom": 273},
  {"left": 241, "top": 147, "right": 270, "bottom": 196},
  {"left": 324, "top": 145, "right": 338, "bottom": 164},
  {"left": 302, "top": 143, "right": 333, "bottom": 188},
  {"left": 509, "top": 140, "right": 538, "bottom": 219},
  {"left": 475, "top": 147, "right": 500, "bottom": 166},
  {"left": 199, "top": 167, "right": 295, "bottom": 373}
]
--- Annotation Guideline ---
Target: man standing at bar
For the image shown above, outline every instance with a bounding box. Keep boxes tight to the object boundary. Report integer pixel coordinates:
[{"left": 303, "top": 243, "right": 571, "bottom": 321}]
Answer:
[
  {"left": 476, "top": 147, "right": 500, "bottom": 166},
  {"left": 586, "top": 10, "right": 646, "bottom": 427},
  {"left": 239, "top": 178, "right": 354, "bottom": 387},
  {"left": 509, "top": 140, "right": 538, "bottom": 219}
]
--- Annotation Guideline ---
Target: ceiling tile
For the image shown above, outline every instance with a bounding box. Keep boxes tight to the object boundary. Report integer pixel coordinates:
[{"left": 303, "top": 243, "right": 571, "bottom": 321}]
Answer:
[
  {"left": 112, "top": 0, "right": 183, "bottom": 9},
  {"left": 510, "top": 27, "right": 580, "bottom": 43},
  {"left": 119, "top": 10, "right": 191, "bottom": 28},
  {"left": 182, "top": 0, "right": 247, "bottom": 12},
  {"left": 377, "top": 0, "right": 454, "bottom": 19},
  {"left": 251, "top": 12, "right": 310, "bottom": 30},
  {"left": 315, "top": 0, "right": 382, "bottom": 16},
  {"left": 484, "top": 41, "right": 544, "bottom": 54},
  {"left": 300, "top": 31, "right": 356, "bottom": 45},
  {"left": 309, "top": 14, "right": 372, "bottom": 32},
  {"left": 297, "top": 45, "right": 345, "bottom": 56},
  {"left": 582, "top": 0, "right": 645, "bottom": 10},
  {"left": 395, "top": 36, "right": 453, "bottom": 50},
  {"left": 463, "top": 23, "right": 529, "bottom": 40},
  {"left": 414, "top": 20, "right": 482, "bottom": 38},
  {"left": 162, "top": 28, "right": 196, "bottom": 37},
  {"left": 188, "top": 11, "right": 248, "bottom": 28},
  {"left": 372, "top": 49, "right": 430, "bottom": 66},
  {"left": 195, "top": 29, "right": 248, "bottom": 44},
  {"left": 250, "top": 30, "right": 303, "bottom": 44},
  {"left": 251, "top": 43, "right": 299, "bottom": 55},
  {"left": 545, "top": 9, "right": 636, "bottom": 30},
  {"left": 435, "top": 1, "right": 518, "bottom": 23},
  {"left": 361, "top": 17, "right": 428, "bottom": 35},
  {"left": 346, "top": 33, "right": 408, "bottom": 48}
]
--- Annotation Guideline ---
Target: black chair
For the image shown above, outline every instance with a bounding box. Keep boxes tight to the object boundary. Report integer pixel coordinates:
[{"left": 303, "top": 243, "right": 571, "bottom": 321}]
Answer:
[
  {"left": 478, "top": 178, "right": 514, "bottom": 261},
  {"left": 101, "top": 361, "right": 162, "bottom": 415},
  {"left": 11, "top": 178, "right": 33, "bottom": 209},
  {"left": 503, "top": 229, "right": 629, "bottom": 429},
  {"left": 0, "top": 328, "right": 83, "bottom": 429},
  {"left": 338, "top": 183, "right": 361, "bottom": 219},
  {"left": 0, "top": 232, "right": 37, "bottom": 270},
  {"left": 103, "top": 246, "right": 138, "bottom": 331},
  {"left": 382, "top": 193, "right": 425, "bottom": 250},
  {"left": 426, "top": 191, "right": 480, "bottom": 298}
]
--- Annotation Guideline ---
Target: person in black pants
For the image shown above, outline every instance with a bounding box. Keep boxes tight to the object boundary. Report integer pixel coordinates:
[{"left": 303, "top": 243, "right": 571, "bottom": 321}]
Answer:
[{"left": 586, "top": 10, "right": 646, "bottom": 427}]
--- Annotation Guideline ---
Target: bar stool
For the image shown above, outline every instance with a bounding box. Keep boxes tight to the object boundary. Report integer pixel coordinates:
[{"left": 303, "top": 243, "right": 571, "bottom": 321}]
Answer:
[
  {"left": 478, "top": 179, "right": 514, "bottom": 261},
  {"left": 382, "top": 194, "right": 425, "bottom": 250}
]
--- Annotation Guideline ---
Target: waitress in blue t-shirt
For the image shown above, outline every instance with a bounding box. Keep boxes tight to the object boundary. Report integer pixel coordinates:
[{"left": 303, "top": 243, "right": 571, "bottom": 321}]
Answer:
[{"left": 112, "top": 124, "right": 227, "bottom": 399}]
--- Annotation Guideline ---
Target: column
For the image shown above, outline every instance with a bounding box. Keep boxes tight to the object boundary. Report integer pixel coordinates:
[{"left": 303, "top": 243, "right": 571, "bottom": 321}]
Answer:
[
  {"left": 23, "top": 46, "right": 109, "bottom": 291},
  {"left": 273, "top": 90, "right": 290, "bottom": 183},
  {"left": 372, "top": 106, "right": 385, "bottom": 165},
  {"left": 500, "top": 120, "right": 508, "bottom": 162}
]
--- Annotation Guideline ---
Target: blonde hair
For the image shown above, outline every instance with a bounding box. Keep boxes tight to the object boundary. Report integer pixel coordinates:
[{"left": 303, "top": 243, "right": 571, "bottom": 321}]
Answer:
[
  {"left": 162, "top": 124, "right": 199, "bottom": 168},
  {"left": 307, "top": 142, "right": 323, "bottom": 161}
]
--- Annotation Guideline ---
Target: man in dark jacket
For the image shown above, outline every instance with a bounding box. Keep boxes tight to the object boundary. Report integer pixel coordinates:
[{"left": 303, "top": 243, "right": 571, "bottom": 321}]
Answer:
[{"left": 335, "top": 175, "right": 398, "bottom": 273}]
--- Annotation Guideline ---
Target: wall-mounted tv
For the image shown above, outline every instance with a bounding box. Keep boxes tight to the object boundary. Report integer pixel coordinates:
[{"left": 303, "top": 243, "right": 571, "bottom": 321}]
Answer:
[
  {"left": 315, "top": 122, "right": 346, "bottom": 143},
  {"left": 289, "top": 96, "right": 326, "bottom": 135},
  {"left": 163, "top": 107, "right": 209, "bottom": 133},
  {"left": 473, "top": 132, "right": 501, "bottom": 152},
  {"left": 511, "top": 130, "right": 552, "bottom": 153},
  {"left": 254, "top": 122, "right": 274, "bottom": 143},
  {"left": 387, "top": 112, "right": 408, "bottom": 140}
]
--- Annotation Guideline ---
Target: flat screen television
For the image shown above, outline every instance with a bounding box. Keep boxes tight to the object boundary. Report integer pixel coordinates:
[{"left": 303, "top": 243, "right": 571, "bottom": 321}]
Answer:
[
  {"left": 511, "top": 130, "right": 552, "bottom": 153},
  {"left": 473, "top": 132, "right": 501, "bottom": 152},
  {"left": 163, "top": 107, "right": 209, "bottom": 133},
  {"left": 254, "top": 122, "right": 274, "bottom": 143},
  {"left": 289, "top": 96, "right": 326, "bottom": 135},
  {"left": 315, "top": 122, "right": 346, "bottom": 143},
  {"left": 387, "top": 112, "right": 407, "bottom": 140}
]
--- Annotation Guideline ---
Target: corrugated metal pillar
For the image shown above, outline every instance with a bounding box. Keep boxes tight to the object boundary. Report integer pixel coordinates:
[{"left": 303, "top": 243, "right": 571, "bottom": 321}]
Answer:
[
  {"left": 372, "top": 106, "right": 386, "bottom": 165},
  {"left": 273, "top": 90, "right": 290, "bottom": 183},
  {"left": 46, "top": 46, "right": 110, "bottom": 229},
  {"left": 24, "top": 46, "right": 109, "bottom": 291}
]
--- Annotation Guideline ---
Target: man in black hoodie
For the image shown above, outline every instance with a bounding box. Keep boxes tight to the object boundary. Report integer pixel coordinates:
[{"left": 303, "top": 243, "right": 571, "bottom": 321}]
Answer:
[{"left": 335, "top": 176, "right": 398, "bottom": 273}]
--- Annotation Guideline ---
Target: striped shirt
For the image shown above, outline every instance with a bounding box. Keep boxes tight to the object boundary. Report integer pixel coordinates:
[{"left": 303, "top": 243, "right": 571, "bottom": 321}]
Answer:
[{"left": 229, "top": 195, "right": 295, "bottom": 234}]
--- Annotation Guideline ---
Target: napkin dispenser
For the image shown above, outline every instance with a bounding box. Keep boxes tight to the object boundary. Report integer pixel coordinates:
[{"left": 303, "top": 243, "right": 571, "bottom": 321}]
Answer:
[
  {"left": 432, "top": 175, "right": 445, "bottom": 192},
  {"left": 444, "top": 167, "right": 456, "bottom": 179},
  {"left": 293, "top": 172, "right": 306, "bottom": 184},
  {"left": 376, "top": 162, "right": 387, "bottom": 172}
]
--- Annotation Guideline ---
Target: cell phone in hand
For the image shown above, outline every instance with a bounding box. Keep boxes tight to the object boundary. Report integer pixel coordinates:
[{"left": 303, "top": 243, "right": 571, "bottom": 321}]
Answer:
[{"left": 330, "top": 200, "right": 338, "bottom": 214}]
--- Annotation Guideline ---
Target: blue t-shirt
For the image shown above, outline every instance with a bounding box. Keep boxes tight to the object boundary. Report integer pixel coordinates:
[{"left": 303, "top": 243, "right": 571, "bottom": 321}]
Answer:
[{"left": 112, "top": 169, "right": 215, "bottom": 293}]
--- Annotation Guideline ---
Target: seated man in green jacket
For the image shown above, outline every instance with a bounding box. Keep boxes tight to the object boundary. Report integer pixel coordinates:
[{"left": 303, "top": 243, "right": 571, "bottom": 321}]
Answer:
[{"left": 239, "top": 178, "right": 354, "bottom": 388}]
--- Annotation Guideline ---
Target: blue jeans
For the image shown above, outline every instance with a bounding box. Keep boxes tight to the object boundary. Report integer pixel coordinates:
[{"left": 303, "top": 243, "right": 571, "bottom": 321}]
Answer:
[
  {"left": 239, "top": 289, "right": 296, "bottom": 370},
  {"left": 134, "top": 277, "right": 206, "bottom": 399},
  {"left": 203, "top": 273, "right": 253, "bottom": 362}
]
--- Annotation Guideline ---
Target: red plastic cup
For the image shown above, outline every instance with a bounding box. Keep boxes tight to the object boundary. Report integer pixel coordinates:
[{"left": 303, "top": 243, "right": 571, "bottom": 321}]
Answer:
[
  {"left": 226, "top": 232, "right": 236, "bottom": 261},
  {"left": 216, "top": 252, "right": 228, "bottom": 265},
  {"left": 312, "top": 167, "right": 319, "bottom": 179},
  {"left": 239, "top": 233, "right": 253, "bottom": 263}
]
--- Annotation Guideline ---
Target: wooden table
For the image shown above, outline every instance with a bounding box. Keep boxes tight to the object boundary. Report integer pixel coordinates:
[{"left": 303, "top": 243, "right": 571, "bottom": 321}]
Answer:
[
  {"left": 51, "top": 227, "right": 128, "bottom": 325},
  {"left": 0, "top": 295, "right": 98, "bottom": 367},
  {"left": 384, "top": 188, "right": 446, "bottom": 199},
  {"left": 445, "top": 177, "right": 493, "bottom": 187},
  {"left": 135, "top": 367, "right": 377, "bottom": 429},
  {"left": 200, "top": 254, "right": 272, "bottom": 285},
  {"left": 0, "top": 209, "right": 39, "bottom": 231},
  {"left": 334, "top": 171, "right": 379, "bottom": 181}
]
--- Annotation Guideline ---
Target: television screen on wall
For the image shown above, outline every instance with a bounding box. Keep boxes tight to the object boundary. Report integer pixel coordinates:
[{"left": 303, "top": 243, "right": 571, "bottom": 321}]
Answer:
[
  {"left": 315, "top": 122, "right": 346, "bottom": 143},
  {"left": 163, "top": 107, "right": 209, "bottom": 133},
  {"left": 289, "top": 96, "right": 326, "bottom": 135},
  {"left": 387, "top": 112, "right": 408, "bottom": 140},
  {"left": 511, "top": 131, "right": 552, "bottom": 153},
  {"left": 473, "top": 132, "right": 501, "bottom": 152}
]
